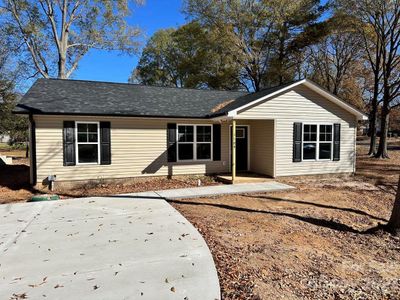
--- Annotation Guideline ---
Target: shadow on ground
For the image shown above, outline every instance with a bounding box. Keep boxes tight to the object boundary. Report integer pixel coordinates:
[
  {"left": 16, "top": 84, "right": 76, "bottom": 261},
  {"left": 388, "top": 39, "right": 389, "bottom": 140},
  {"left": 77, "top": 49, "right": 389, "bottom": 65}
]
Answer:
[
  {"left": 167, "top": 197, "right": 387, "bottom": 235},
  {"left": 242, "top": 194, "right": 387, "bottom": 222}
]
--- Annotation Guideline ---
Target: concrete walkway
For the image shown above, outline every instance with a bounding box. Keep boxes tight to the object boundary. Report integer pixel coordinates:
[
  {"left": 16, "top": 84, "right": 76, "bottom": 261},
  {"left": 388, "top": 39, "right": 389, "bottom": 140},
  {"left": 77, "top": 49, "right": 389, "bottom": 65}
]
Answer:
[{"left": 123, "top": 181, "right": 295, "bottom": 200}]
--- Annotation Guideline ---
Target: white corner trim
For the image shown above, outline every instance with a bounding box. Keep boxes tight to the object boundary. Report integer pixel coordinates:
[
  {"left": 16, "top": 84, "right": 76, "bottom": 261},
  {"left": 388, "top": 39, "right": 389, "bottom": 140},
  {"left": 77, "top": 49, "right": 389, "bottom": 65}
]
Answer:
[{"left": 227, "top": 79, "right": 368, "bottom": 121}]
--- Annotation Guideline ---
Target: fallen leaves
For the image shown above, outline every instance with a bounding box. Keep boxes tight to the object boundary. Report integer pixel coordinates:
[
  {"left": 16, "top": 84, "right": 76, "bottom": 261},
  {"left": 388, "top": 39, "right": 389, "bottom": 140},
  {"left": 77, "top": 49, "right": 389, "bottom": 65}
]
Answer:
[
  {"left": 172, "top": 182, "right": 400, "bottom": 300},
  {"left": 28, "top": 277, "right": 47, "bottom": 288},
  {"left": 10, "top": 293, "right": 27, "bottom": 300}
]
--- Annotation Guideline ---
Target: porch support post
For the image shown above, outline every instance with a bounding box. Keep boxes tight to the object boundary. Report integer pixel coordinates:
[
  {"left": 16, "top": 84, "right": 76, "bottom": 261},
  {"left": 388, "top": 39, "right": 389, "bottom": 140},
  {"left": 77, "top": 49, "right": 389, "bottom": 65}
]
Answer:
[{"left": 231, "top": 119, "right": 236, "bottom": 183}]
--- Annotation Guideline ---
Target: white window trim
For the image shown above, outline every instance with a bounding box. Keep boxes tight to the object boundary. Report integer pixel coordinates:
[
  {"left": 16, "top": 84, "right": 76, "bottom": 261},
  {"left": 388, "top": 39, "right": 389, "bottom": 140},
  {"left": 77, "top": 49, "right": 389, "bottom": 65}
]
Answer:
[
  {"left": 302, "top": 123, "right": 333, "bottom": 161},
  {"left": 236, "top": 128, "right": 246, "bottom": 139},
  {"left": 176, "top": 124, "right": 213, "bottom": 162},
  {"left": 75, "top": 121, "right": 100, "bottom": 165}
]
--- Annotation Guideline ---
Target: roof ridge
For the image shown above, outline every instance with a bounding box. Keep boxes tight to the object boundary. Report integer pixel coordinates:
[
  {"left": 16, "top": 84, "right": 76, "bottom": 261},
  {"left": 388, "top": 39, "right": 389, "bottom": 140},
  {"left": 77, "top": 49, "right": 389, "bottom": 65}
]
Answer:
[{"left": 41, "top": 78, "right": 247, "bottom": 94}]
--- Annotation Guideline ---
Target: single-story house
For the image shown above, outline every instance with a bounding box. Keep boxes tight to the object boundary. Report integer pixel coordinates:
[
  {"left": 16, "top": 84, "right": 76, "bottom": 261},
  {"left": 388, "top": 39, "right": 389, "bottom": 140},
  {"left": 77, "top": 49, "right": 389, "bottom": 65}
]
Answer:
[{"left": 14, "top": 78, "right": 367, "bottom": 186}]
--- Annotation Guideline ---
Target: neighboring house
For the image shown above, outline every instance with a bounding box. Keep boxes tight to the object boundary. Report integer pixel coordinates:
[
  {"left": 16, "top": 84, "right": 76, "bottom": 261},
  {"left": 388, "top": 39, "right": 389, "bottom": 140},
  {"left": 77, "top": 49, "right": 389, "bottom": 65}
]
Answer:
[
  {"left": 0, "top": 134, "right": 10, "bottom": 144},
  {"left": 14, "top": 78, "right": 367, "bottom": 185}
]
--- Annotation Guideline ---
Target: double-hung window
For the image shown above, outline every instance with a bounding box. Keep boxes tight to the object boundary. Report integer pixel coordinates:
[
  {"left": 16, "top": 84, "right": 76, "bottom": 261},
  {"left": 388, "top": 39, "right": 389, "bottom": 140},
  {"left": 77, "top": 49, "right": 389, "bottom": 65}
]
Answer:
[
  {"left": 177, "top": 125, "right": 212, "bottom": 161},
  {"left": 302, "top": 124, "right": 333, "bottom": 160},
  {"left": 76, "top": 122, "right": 100, "bottom": 164},
  {"left": 319, "top": 125, "right": 333, "bottom": 160}
]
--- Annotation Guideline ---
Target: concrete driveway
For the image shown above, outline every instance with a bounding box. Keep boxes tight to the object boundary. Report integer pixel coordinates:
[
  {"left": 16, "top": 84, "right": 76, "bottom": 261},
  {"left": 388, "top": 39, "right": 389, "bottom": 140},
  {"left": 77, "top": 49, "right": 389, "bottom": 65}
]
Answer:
[{"left": 0, "top": 195, "right": 220, "bottom": 299}]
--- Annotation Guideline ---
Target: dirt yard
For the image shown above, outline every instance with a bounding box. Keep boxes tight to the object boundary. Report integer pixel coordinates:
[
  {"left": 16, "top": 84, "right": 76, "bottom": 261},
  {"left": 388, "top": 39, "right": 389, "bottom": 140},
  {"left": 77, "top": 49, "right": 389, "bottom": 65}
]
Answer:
[{"left": 171, "top": 139, "right": 400, "bottom": 300}]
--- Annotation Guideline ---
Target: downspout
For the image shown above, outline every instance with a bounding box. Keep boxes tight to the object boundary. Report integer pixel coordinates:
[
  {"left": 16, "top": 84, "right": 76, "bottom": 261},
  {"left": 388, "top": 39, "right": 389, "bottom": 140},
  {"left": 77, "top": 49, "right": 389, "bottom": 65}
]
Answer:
[
  {"left": 29, "top": 114, "right": 37, "bottom": 185},
  {"left": 231, "top": 119, "right": 236, "bottom": 183}
]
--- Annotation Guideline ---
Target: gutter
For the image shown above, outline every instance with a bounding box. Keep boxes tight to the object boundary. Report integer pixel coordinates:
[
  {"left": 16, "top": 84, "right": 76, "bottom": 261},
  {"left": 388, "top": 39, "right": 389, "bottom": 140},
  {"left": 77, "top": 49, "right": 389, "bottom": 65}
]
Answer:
[{"left": 14, "top": 105, "right": 227, "bottom": 120}]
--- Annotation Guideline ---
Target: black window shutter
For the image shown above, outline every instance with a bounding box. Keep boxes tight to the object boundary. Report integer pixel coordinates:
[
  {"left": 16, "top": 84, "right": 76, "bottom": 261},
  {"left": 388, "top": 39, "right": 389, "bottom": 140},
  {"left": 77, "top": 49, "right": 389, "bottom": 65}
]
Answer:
[
  {"left": 293, "top": 122, "right": 302, "bottom": 162},
  {"left": 213, "top": 124, "right": 221, "bottom": 161},
  {"left": 100, "top": 121, "right": 111, "bottom": 165},
  {"left": 167, "top": 123, "right": 177, "bottom": 162},
  {"left": 63, "top": 121, "right": 76, "bottom": 166},
  {"left": 333, "top": 123, "right": 341, "bottom": 161}
]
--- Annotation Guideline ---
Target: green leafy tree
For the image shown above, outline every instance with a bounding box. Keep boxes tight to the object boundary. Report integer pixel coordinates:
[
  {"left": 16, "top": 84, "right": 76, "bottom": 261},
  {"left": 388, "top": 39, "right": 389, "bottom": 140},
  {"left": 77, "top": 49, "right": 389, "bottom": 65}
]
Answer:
[
  {"left": 184, "top": 0, "right": 329, "bottom": 91},
  {"left": 0, "top": 80, "right": 28, "bottom": 145},
  {"left": 0, "top": 29, "right": 27, "bottom": 147},
  {"left": 0, "top": 0, "right": 144, "bottom": 79},
  {"left": 265, "top": 0, "right": 329, "bottom": 86},
  {"left": 131, "top": 22, "right": 241, "bottom": 90},
  {"left": 184, "top": 0, "right": 274, "bottom": 91},
  {"left": 131, "top": 28, "right": 179, "bottom": 87}
]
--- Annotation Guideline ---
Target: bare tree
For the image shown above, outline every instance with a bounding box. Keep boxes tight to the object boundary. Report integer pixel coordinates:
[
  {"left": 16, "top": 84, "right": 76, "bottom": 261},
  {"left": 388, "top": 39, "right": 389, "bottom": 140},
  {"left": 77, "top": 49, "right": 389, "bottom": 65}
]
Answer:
[
  {"left": 306, "top": 28, "right": 363, "bottom": 97},
  {"left": 358, "top": 11, "right": 383, "bottom": 156},
  {"left": 0, "top": 0, "right": 144, "bottom": 79},
  {"left": 374, "top": 0, "right": 400, "bottom": 158},
  {"left": 338, "top": 0, "right": 400, "bottom": 158}
]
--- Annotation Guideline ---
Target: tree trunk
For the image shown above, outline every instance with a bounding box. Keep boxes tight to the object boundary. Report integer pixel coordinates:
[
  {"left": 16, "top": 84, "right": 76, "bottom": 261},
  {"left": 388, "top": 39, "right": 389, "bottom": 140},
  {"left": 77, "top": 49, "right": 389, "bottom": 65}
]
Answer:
[
  {"left": 58, "top": 53, "right": 66, "bottom": 79},
  {"left": 387, "top": 176, "right": 400, "bottom": 234},
  {"left": 375, "top": 103, "right": 390, "bottom": 158},
  {"left": 277, "top": 24, "right": 287, "bottom": 86},
  {"left": 368, "top": 103, "right": 378, "bottom": 156},
  {"left": 368, "top": 78, "right": 379, "bottom": 156}
]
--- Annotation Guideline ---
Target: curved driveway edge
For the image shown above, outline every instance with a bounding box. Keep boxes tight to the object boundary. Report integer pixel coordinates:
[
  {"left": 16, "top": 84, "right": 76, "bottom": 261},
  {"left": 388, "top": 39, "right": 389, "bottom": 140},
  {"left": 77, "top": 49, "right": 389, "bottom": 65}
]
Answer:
[{"left": 0, "top": 195, "right": 220, "bottom": 300}]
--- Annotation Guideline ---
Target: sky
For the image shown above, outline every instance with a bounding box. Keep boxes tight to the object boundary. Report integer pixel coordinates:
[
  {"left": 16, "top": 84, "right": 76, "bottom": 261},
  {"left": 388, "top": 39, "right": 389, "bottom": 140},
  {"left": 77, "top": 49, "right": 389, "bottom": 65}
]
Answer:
[{"left": 73, "top": 0, "right": 186, "bottom": 83}]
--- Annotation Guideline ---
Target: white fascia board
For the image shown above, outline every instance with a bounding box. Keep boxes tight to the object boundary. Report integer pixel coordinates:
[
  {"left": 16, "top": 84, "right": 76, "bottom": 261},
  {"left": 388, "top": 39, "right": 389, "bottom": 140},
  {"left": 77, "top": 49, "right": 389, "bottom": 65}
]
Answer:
[{"left": 211, "top": 115, "right": 233, "bottom": 122}]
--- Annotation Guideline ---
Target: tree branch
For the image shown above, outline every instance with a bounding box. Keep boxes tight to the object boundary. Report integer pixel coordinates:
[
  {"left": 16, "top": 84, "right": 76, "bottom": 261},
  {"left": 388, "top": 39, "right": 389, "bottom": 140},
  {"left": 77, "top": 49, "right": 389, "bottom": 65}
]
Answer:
[
  {"left": 8, "top": 0, "right": 49, "bottom": 78},
  {"left": 65, "top": 50, "right": 87, "bottom": 78},
  {"left": 39, "top": 0, "right": 61, "bottom": 52}
]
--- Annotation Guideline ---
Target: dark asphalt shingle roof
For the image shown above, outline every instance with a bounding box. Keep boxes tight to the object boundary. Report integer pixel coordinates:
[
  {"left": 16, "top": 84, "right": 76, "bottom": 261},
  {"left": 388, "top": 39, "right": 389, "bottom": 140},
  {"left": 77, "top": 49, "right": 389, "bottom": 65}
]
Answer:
[
  {"left": 15, "top": 78, "right": 248, "bottom": 118},
  {"left": 16, "top": 78, "right": 318, "bottom": 118}
]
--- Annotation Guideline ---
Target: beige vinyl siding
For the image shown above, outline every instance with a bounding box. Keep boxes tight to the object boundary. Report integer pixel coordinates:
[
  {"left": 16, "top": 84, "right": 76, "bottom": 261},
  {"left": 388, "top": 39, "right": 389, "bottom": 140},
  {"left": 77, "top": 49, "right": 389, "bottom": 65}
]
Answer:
[
  {"left": 248, "top": 120, "right": 274, "bottom": 176},
  {"left": 34, "top": 116, "right": 230, "bottom": 183},
  {"left": 236, "top": 85, "right": 357, "bottom": 176}
]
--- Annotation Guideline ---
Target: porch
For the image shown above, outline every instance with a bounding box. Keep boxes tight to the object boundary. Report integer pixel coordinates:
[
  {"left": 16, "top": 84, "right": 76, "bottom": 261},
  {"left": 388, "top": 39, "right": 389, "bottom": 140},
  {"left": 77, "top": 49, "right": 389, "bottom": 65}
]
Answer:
[
  {"left": 216, "top": 172, "right": 274, "bottom": 184},
  {"left": 220, "top": 119, "right": 275, "bottom": 183}
]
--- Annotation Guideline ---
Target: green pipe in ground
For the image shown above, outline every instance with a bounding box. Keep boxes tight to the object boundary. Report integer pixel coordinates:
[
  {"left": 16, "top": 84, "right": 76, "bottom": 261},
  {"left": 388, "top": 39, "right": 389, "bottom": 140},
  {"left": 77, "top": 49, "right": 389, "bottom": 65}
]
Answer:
[{"left": 29, "top": 195, "right": 60, "bottom": 202}]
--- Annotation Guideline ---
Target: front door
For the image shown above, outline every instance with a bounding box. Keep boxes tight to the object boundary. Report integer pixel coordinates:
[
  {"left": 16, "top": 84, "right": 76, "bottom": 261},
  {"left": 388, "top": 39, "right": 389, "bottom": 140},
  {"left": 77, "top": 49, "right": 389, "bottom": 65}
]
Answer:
[{"left": 232, "top": 126, "right": 248, "bottom": 171}]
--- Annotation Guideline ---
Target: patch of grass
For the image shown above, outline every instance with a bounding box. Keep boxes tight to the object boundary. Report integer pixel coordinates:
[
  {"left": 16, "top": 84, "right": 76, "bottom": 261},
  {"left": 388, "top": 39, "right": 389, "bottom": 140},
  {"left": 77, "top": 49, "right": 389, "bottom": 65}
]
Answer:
[
  {"left": 0, "top": 143, "right": 11, "bottom": 150},
  {"left": 0, "top": 143, "right": 27, "bottom": 158}
]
